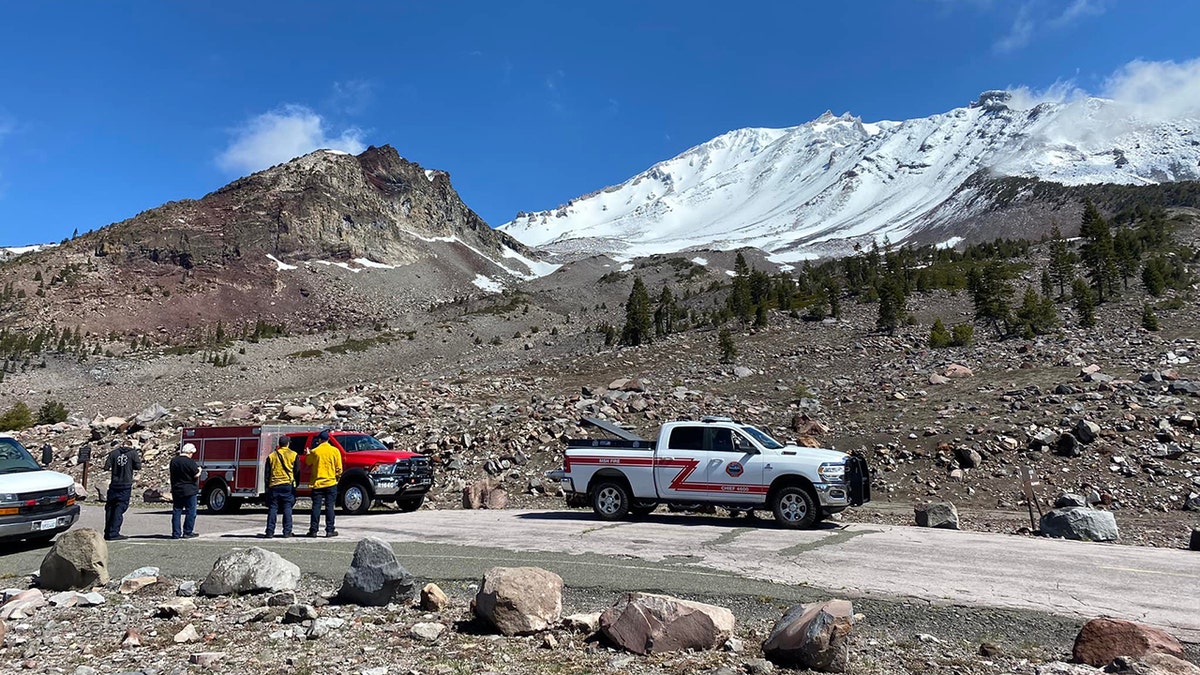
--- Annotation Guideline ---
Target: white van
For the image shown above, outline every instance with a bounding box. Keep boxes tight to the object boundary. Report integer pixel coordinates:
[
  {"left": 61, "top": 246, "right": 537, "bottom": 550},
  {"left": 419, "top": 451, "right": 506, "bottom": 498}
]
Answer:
[{"left": 0, "top": 435, "right": 80, "bottom": 545}]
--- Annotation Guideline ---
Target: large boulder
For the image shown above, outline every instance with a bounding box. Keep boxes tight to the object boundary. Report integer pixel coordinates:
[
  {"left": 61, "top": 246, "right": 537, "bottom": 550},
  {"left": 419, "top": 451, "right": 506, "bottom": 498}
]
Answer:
[
  {"left": 473, "top": 566, "right": 562, "bottom": 635},
  {"left": 1072, "top": 617, "right": 1184, "bottom": 667},
  {"left": 38, "top": 528, "right": 109, "bottom": 591},
  {"left": 1111, "top": 654, "right": 1200, "bottom": 675},
  {"left": 336, "top": 537, "right": 414, "bottom": 606},
  {"left": 1191, "top": 528, "right": 1200, "bottom": 552},
  {"left": 762, "top": 599, "right": 855, "bottom": 672},
  {"left": 1040, "top": 507, "right": 1119, "bottom": 542},
  {"left": 914, "top": 502, "right": 959, "bottom": 530},
  {"left": 199, "top": 547, "right": 299, "bottom": 596},
  {"left": 599, "top": 592, "right": 735, "bottom": 655}
]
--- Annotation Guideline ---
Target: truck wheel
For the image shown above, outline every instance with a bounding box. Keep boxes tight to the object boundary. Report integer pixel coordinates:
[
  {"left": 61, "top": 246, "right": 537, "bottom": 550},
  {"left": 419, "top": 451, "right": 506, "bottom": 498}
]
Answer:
[
  {"left": 772, "top": 486, "right": 818, "bottom": 529},
  {"left": 340, "top": 481, "right": 372, "bottom": 515},
  {"left": 397, "top": 495, "right": 425, "bottom": 512},
  {"left": 592, "top": 481, "right": 631, "bottom": 520},
  {"left": 203, "top": 481, "right": 235, "bottom": 514}
]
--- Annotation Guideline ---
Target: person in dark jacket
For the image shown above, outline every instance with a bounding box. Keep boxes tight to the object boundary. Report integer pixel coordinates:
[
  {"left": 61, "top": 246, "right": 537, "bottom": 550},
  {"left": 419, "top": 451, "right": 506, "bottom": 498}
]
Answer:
[
  {"left": 102, "top": 441, "right": 142, "bottom": 541},
  {"left": 169, "top": 443, "right": 201, "bottom": 539}
]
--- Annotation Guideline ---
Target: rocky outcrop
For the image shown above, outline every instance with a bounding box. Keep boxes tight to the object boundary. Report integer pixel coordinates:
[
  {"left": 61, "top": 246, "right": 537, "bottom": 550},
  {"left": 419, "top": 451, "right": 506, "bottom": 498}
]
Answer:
[
  {"left": 38, "top": 528, "right": 109, "bottom": 591},
  {"left": 1040, "top": 507, "right": 1119, "bottom": 542},
  {"left": 1071, "top": 617, "right": 1184, "bottom": 667},
  {"left": 762, "top": 600, "right": 856, "bottom": 672},
  {"left": 599, "top": 592, "right": 735, "bottom": 655},
  {"left": 337, "top": 536, "right": 415, "bottom": 606},
  {"left": 473, "top": 567, "right": 562, "bottom": 636},
  {"left": 200, "top": 547, "right": 299, "bottom": 596},
  {"left": 915, "top": 502, "right": 960, "bottom": 529}
]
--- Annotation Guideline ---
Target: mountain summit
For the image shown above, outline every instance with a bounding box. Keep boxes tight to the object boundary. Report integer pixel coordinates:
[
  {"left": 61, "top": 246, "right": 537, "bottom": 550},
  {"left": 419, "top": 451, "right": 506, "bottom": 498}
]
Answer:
[{"left": 499, "top": 92, "right": 1200, "bottom": 261}]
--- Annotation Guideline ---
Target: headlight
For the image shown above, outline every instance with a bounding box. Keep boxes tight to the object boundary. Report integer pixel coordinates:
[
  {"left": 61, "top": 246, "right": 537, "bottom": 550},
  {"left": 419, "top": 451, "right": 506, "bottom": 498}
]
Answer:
[
  {"left": 369, "top": 463, "right": 396, "bottom": 475},
  {"left": 0, "top": 493, "right": 17, "bottom": 503},
  {"left": 818, "top": 462, "right": 846, "bottom": 483}
]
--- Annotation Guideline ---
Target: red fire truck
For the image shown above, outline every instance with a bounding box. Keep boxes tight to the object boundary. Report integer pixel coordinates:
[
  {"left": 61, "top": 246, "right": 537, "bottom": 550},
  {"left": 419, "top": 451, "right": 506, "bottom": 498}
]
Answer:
[{"left": 179, "top": 425, "right": 433, "bottom": 516}]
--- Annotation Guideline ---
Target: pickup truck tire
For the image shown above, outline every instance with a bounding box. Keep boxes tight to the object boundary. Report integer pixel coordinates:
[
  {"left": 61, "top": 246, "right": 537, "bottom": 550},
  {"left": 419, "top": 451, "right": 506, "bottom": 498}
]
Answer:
[
  {"left": 339, "top": 481, "right": 372, "bottom": 515},
  {"left": 396, "top": 495, "right": 424, "bottom": 512},
  {"left": 591, "top": 480, "right": 631, "bottom": 520},
  {"left": 772, "top": 486, "right": 818, "bottom": 529}
]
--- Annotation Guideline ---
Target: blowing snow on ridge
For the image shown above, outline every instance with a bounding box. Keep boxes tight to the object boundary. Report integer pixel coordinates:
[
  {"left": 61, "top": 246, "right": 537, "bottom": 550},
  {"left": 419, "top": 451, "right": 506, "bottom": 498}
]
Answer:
[{"left": 500, "top": 91, "right": 1200, "bottom": 262}]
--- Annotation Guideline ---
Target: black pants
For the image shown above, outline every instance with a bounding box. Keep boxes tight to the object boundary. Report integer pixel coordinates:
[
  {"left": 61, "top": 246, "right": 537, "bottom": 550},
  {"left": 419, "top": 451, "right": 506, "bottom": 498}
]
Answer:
[
  {"left": 309, "top": 485, "right": 337, "bottom": 534},
  {"left": 266, "top": 485, "right": 296, "bottom": 535},
  {"left": 104, "top": 484, "right": 132, "bottom": 539}
]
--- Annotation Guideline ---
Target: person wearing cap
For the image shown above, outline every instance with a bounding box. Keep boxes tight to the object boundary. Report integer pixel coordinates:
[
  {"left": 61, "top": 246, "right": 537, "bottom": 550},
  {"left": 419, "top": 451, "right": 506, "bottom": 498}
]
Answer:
[
  {"left": 169, "top": 443, "right": 200, "bottom": 539},
  {"left": 261, "top": 435, "right": 299, "bottom": 538},
  {"left": 305, "top": 429, "right": 342, "bottom": 537},
  {"left": 102, "top": 439, "right": 141, "bottom": 541}
]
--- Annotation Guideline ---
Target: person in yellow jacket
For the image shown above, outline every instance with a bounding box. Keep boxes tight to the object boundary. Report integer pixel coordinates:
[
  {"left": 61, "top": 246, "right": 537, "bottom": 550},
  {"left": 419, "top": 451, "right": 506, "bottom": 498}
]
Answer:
[
  {"left": 305, "top": 429, "right": 343, "bottom": 537},
  {"left": 260, "top": 435, "right": 298, "bottom": 538}
]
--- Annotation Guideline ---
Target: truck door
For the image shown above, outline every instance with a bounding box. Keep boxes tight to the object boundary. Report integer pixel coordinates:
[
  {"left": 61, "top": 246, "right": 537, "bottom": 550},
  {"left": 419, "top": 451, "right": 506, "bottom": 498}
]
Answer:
[
  {"left": 654, "top": 425, "right": 711, "bottom": 501},
  {"left": 704, "top": 428, "right": 767, "bottom": 504}
]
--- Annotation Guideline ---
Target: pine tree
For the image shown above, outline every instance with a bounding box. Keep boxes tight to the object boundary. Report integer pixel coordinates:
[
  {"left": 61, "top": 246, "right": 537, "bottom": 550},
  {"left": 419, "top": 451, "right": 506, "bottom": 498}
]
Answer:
[
  {"left": 1072, "top": 277, "right": 1096, "bottom": 328},
  {"left": 875, "top": 278, "right": 904, "bottom": 335},
  {"left": 621, "top": 276, "right": 653, "bottom": 346},
  {"left": 654, "top": 285, "right": 676, "bottom": 337},
  {"left": 726, "top": 252, "right": 753, "bottom": 323},
  {"left": 1040, "top": 268, "right": 1053, "bottom": 298},
  {"left": 826, "top": 279, "right": 841, "bottom": 318},
  {"left": 754, "top": 304, "right": 768, "bottom": 328},
  {"left": 1013, "top": 287, "right": 1059, "bottom": 339},
  {"left": 1141, "top": 304, "right": 1159, "bottom": 331},
  {"left": 718, "top": 328, "right": 737, "bottom": 364},
  {"left": 929, "top": 319, "right": 952, "bottom": 348},
  {"left": 1048, "top": 224, "right": 1078, "bottom": 300},
  {"left": 967, "top": 262, "right": 1013, "bottom": 337},
  {"left": 1078, "top": 200, "right": 1118, "bottom": 302}
]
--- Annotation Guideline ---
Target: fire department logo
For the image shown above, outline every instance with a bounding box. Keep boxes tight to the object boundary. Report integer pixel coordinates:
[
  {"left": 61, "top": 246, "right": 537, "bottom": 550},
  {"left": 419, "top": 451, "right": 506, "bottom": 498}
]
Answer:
[{"left": 725, "top": 462, "right": 744, "bottom": 478}]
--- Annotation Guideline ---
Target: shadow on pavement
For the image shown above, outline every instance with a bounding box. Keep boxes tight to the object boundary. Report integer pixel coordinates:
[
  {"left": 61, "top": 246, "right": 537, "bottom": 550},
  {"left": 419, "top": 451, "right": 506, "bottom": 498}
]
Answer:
[{"left": 516, "top": 510, "right": 842, "bottom": 530}]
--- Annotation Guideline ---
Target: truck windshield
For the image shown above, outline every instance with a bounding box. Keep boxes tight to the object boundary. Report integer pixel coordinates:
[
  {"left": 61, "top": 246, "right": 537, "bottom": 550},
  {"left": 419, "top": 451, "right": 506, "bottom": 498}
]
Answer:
[
  {"left": 0, "top": 437, "right": 41, "bottom": 474},
  {"left": 740, "top": 426, "right": 784, "bottom": 450},
  {"left": 336, "top": 434, "right": 389, "bottom": 452}
]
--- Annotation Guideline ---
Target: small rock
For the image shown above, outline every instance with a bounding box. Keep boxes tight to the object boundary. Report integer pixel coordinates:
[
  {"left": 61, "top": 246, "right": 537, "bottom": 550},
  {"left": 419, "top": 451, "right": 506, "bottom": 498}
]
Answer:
[
  {"left": 155, "top": 598, "right": 195, "bottom": 618},
  {"left": 120, "top": 627, "right": 141, "bottom": 647},
  {"left": 189, "top": 652, "right": 225, "bottom": 667},
  {"left": 173, "top": 623, "right": 201, "bottom": 643},
  {"left": 409, "top": 622, "right": 445, "bottom": 641},
  {"left": 420, "top": 583, "right": 449, "bottom": 611},
  {"left": 284, "top": 604, "right": 318, "bottom": 624},
  {"left": 267, "top": 591, "right": 297, "bottom": 607},
  {"left": 177, "top": 580, "right": 197, "bottom": 597},
  {"left": 306, "top": 617, "right": 345, "bottom": 640},
  {"left": 563, "top": 612, "right": 601, "bottom": 633}
]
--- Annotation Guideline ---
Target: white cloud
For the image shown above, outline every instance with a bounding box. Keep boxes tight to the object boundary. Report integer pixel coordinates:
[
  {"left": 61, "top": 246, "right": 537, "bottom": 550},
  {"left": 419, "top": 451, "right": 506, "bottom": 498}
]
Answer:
[
  {"left": 216, "top": 105, "right": 366, "bottom": 175},
  {"left": 991, "top": 0, "right": 1106, "bottom": 53},
  {"left": 1049, "top": 0, "right": 1105, "bottom": 27},
  {"left": 1004, "top": 79, "right": 1085, "bottom": 110},
  {"left": 1100, "top": 59, "right": 1200, "bottom": 122},
  {"left": 329, "top": 80, "right": 374, "bottom": 116},
  {"left": 994, "top": 4, "right": 1034, "bottom": 53}
]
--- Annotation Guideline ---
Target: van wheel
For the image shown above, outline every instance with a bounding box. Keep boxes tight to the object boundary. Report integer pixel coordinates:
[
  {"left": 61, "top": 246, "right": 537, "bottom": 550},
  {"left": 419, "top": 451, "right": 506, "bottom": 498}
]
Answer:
[
  {"left": 340, "top": 481, "right": 372, "bottom": 515},
  {"left": 772, "top": 486, "right": 818, "bottom": 529},
  {"left": 203, "top": 482, "right": 235, "bottom": 514},
  {"left": 592, "top": 481, "right": 631, "bottom": 520}
]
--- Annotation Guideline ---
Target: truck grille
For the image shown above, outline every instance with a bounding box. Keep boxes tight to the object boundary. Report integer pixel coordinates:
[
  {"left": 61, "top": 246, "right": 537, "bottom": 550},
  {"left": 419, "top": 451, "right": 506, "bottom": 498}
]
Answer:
[
  {"left": 14, "top": 487, "right": 73, "bottom": 516},
  {"left": 393, "top": 457, "right": 434, "bottom": 485}
]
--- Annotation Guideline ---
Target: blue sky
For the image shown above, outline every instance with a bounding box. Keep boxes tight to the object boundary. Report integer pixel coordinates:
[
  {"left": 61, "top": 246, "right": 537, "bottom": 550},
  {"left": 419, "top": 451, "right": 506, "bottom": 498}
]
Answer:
[{"left": 1, "top": 0, "right": 1198, "bottom": 247}]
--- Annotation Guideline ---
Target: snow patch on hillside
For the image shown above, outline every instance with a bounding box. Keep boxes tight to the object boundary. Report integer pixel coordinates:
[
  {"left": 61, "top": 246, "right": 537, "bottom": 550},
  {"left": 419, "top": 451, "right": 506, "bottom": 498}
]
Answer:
[{"left": 500, "top": 92, "right": 1200, "bottom": 262}]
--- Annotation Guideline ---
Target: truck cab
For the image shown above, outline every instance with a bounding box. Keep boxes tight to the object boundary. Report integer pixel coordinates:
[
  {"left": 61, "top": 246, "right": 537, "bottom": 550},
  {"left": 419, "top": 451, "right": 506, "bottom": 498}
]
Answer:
[
  {"left": 285, "top": 429, "right": 433, "bottom": 515},
  {"left": 0, "top": 435, "right": 80, "bottom": 545}
]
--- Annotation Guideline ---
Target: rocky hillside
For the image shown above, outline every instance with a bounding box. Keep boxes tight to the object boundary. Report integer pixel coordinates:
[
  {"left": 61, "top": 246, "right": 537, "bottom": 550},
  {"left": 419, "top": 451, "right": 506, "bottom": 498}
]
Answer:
[{"left": 0, "top": 146, "right": 546, "bottom": 341}]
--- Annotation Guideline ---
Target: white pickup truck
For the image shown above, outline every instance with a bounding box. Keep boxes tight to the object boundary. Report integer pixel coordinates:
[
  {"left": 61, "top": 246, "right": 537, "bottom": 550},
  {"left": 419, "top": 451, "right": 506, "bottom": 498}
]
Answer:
[
  {"left": 553, "top": 417, "right": 870, "bottom": 529},
  {"left": 0, "top": 435, "right": 80, "bottom": 544}
]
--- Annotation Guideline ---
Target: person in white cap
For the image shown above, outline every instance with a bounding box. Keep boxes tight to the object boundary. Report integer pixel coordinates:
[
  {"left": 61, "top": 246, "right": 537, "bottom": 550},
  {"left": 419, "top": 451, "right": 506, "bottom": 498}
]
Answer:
[{"left": 169, "top": 442, "right": 201, "bottom": 539}]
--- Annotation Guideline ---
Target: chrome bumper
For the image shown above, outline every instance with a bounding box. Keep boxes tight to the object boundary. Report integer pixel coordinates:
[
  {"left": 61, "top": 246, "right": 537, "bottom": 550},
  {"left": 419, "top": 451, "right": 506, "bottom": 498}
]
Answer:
[{"left": 0, "top": 505, "right": 80, "bottom": 540}]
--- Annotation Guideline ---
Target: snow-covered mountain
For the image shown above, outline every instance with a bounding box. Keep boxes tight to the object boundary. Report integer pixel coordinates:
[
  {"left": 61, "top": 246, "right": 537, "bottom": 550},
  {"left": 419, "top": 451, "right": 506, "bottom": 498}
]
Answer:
[{"left": 500, "top": 91, "right": 1200, "bottom": 262}]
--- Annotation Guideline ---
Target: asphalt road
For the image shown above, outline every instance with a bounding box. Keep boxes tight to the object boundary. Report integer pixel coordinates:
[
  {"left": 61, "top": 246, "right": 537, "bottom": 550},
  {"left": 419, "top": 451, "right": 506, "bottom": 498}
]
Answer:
[{"left": 4, "top": 503, "right": 1197, "bottom": 643}]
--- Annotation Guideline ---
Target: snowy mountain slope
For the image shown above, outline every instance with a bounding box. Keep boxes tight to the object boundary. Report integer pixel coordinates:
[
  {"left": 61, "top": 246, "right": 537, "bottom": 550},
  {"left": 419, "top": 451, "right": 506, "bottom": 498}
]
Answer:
[{"left": 500, "top": 91, "right": 1200, "bottom": 262}]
